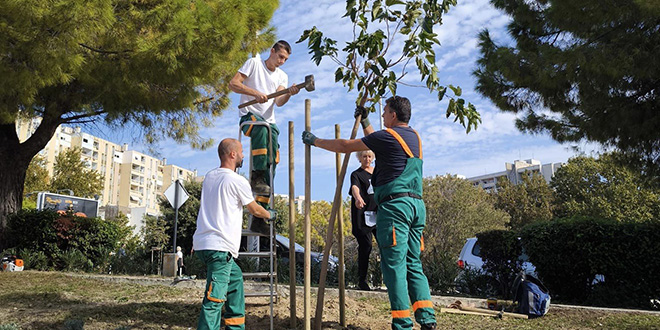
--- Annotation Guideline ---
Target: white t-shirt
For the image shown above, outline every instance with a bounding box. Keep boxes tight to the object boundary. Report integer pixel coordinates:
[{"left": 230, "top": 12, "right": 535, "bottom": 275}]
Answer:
[
  {"left": 237, "top": 54, "right": 288, "bottom": 123},
  {"left": 193, "top": 168, "right": 254, "bottom": 258}
]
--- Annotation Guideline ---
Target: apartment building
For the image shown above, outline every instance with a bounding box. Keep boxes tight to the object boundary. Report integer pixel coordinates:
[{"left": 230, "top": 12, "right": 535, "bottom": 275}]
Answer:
[
  {"left": 162, "top": 161, "right": 197, "bottom": 192},
  {"left": 16, "top": 119, "right": 196, "bottom": 229},
  {"left": 467, "top": 159, "right": 563, "bottom": 193}
]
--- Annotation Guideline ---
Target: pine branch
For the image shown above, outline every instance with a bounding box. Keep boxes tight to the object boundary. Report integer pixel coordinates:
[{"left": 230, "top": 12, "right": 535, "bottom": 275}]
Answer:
[{"left": 79, "top": 43, "right": 132, "bottom": 55}]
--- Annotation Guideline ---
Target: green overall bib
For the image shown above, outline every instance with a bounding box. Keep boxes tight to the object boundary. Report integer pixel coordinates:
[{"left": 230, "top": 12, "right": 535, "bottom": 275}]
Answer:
[
  {"left": 196, "top": 250, "right": 245, "bottom": 330},
  {"left": 373, "top": 128, "right": 436, "bottom": 329},
  {"left": 240, "top": 112, "right": 279, "bottom": 206}
]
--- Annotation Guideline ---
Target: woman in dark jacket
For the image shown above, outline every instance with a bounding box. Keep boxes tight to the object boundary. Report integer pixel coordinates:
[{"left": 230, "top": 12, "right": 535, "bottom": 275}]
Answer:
[{"left": 349, "top": 150, "right": 377, "bottom": 290}]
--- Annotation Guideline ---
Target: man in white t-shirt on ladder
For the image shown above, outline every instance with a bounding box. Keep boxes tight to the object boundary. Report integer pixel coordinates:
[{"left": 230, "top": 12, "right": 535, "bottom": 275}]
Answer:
[
  {"left": 192, "top": 138, "right": 277, "bottom": 330},
  {"left": 229, "top": 40, "right": 299, "bottom": 205}
]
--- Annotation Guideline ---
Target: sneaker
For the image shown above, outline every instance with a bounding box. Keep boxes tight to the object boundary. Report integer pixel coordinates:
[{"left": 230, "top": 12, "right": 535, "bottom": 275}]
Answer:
[
  {"left": 250, "top": 171, "right": 271, "bottom": 195},
  {"left": 358, "top": 281, "right": 371, "bottom": 291},
  {"left": 420, "top": 323, "right": 437, "bottom": 330}
]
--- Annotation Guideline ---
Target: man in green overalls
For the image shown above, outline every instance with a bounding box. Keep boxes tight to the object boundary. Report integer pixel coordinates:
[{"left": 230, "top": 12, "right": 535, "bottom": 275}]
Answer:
[{"left": 302, "top": 96, "right": 437, "bottom": 330}]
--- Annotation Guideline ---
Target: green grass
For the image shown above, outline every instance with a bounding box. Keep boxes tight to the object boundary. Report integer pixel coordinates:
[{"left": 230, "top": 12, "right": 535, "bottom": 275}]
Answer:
[{"left": 0, "top": 271, "right": 658, "bottom": 329}]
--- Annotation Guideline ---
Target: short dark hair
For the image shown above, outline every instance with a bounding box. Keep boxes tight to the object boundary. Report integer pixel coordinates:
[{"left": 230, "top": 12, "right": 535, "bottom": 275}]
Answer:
[
  {"left": 273, "top": 40, "right": 291, "bottom": 54},
  {"left": 385, "top": 96, "right": 411, "bottom": 123}
]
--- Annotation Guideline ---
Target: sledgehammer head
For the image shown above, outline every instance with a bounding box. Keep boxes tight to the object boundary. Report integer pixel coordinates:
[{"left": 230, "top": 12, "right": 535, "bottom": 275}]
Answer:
[{"left": 303, "top": 75, "right": 315, "bottom": 92}]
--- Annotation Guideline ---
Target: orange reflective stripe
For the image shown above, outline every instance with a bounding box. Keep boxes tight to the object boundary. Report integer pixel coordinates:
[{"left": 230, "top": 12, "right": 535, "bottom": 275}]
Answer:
[
  {"left": 391, "top": 309, "right": 411, "bottom": 318},
  {"left": 244, "top": 115, "right": 256, "bottom": 136},
  {"left": 224, "top": 317, "right": 245, "bottom": 325},
  {"left": 275, "top": 150, "right": 280, "bottom": 164},
  {"left": 255, "top": 196, "right": 270, "bottom": 204},
  {"left": 252, "top": 148, "right": 268, "bottom": 156},
  {"left": 206, "top": 283, "right": 224, "bottom": 303},
  {"left": 415, "top": 130, "right": 423, "bottom": 159},
  {"left": 391, "top": 226, "right": 397, "bottom": 247},
  {"left": 412, "top": 300, "right": 433, "bottom": 312},
  {"left": 420, "top": 234, "right": 425, "bottom": 252},
  {"left": 386, "top": 129, "right": 414, "bottom": 158}
]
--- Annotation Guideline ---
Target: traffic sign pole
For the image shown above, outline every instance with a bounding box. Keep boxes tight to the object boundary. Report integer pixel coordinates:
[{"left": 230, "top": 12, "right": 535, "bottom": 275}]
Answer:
[{"left": 173, "top": 179, "right": 179, "bottom": 254}]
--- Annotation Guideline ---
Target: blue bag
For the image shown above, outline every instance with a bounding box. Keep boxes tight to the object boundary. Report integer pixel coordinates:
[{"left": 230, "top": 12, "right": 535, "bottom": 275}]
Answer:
[{"left": 512, "top": 273, "right": 551, "bottom": 318}]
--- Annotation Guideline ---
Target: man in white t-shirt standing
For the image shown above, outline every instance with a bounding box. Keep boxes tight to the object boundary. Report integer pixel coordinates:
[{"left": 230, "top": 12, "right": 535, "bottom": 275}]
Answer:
[
  {"left": 192, "top": 138, "right": 277, "bottom": 330},
  {"left": 229, "top": 40, "right": 299, "bottom": 199}
]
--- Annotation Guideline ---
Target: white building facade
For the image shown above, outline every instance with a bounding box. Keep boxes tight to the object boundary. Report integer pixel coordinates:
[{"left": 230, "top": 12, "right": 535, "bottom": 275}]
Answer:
[{"left": 467, "top": 159, "right": 563, "bottom": 193}]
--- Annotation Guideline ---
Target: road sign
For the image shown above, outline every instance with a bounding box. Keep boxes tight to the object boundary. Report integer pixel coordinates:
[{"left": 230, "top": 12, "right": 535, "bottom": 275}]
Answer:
[{"left": 164, "top": 179, "right": 189, "bottom": 210}]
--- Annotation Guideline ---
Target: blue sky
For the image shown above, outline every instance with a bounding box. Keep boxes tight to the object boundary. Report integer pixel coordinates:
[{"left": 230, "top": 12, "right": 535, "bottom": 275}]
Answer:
[{"left": 103, "top": 0, "right": 599, "bottom": 201}]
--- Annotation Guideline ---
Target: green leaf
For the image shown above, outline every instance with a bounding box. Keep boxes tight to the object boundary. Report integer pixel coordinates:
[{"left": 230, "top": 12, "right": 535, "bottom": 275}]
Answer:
[
  {"left": 335, "top": 68, "right": 344, "bottom": 82},
  {"left": 448, "top": 84, "right": 462, "bottom": 97},
  {"left": 385, "top": 0, "right": 405, "bottom": 6},
  {"left": 378, "top": 56, "right": 388, "bottom": 69}
]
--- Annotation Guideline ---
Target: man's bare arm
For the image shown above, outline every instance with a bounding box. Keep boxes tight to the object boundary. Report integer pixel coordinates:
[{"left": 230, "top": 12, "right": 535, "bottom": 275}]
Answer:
[
  {"left": 275, "top": 84, "right": 300, "bottom": 107},
  {"left": 314, "top": 138, "right": 370, "bottom": 154},
  {"left": 245, "top": 201, "right": 271, "bottom": 219},
  {"left": 229, "top": 72, "right": 268, "bottom": 103},
  {"left": 362, "top": 123, "right": 375, "bottom": 136}
]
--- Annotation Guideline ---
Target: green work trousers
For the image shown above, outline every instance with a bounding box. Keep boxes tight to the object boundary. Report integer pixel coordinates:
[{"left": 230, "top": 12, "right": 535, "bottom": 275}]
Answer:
[
  {"left": 196, "top": 250, "right": 245, "bottom": 330},
  {"left": 376, "top": 197, "right": 436, "bottom": 329},
  {"left": 240, "top": 113, "right": 280, "bottom": 178}
]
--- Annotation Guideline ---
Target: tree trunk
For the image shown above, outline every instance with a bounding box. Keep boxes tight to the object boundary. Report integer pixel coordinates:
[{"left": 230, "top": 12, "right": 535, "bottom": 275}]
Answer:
[{"left": 0, "top": 117, "right": 60, "bottom": 250}]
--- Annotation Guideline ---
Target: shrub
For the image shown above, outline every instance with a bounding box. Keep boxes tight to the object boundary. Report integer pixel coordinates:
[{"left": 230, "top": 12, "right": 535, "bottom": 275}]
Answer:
[
  {"left": 520, "top": 217, "right": 660, "bottom": 309},
  {"left": 0, "top": 324, "right": 21, "bottom": 330},
  {"left": 455, "top": 266, "right": 497, "bottom": 297},
  {"left": 60, "top": 249, "right": 93, "bottom": 272},
  {"left": 422, "top": 249, "right": 459, "bottom": 294},
  {"left": 6, "top": 209, "right": 128, "bottom": 271},
  {"left": 476, "top": 230, "right": 525, "bottom": 298},
  {"left": 18, "top": 249, "right": 48, "bottom": 270}
]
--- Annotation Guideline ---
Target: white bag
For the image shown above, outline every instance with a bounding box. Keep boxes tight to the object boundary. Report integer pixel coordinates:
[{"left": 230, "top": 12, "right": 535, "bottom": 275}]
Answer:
[{"left": 364, "top": 211, "right": 377, "bottom": 227}]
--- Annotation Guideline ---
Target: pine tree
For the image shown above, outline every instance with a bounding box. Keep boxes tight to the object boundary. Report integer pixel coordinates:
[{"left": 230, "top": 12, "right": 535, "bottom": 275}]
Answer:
[
  {"left": 474, "top": 0, "right": 660, "bottom": 172},
  {"left": 0, "top": 0, "right": 279, "bottom": 245}
]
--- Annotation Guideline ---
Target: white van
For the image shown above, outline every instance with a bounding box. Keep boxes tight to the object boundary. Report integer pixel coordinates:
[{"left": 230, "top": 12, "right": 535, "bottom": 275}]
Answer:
[{"left": 456, "top": 237, "right": 536, "bottom": 275}]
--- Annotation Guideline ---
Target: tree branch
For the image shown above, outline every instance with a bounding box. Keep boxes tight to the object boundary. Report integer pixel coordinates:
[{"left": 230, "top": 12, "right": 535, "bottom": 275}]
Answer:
[
  {"left": 79, "top": 43, "right": 132, "bottom": 55},
  {"left": 62, "top": 110, "right": 106, "bottom": 123}
]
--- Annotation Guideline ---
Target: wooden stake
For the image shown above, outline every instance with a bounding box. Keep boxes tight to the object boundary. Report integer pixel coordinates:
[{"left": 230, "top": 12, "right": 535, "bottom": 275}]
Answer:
[
  {"left": 288, "top": 120, "right": 296, "bottom": 329},
  {"left": 304, "top": 100, "right": 312, "bottom": 330},
  {"left": 335, "top": 124, "right": 346, "bottom": 327},
  {"left": 314, "top": 114, "right": 363, "bottom": 330}
]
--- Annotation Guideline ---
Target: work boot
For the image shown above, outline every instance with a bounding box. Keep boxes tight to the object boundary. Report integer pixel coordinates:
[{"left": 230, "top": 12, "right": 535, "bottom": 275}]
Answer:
[
  {"left": 420, "top": 323, "right": 437, "bottom": 330},
  {"left": 251, "top": 170, "right": 271, "bottom": 195},
  {"left": 358, "top": 281, "right": 371, "bottom": 291},
  {"left": 249, "top": 216, "right": 271, "bottom": 236}
]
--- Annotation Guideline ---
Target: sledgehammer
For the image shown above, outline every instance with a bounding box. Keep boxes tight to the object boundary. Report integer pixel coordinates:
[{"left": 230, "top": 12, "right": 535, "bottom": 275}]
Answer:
[{"left": 238, "top": 74, "right": 315, "bottom": 109}]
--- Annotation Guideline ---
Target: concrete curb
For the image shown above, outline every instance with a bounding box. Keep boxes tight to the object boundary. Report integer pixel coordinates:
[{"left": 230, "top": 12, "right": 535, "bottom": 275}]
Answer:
[{"left": 67, "top": 273, "right": 660, "bottom": 315}]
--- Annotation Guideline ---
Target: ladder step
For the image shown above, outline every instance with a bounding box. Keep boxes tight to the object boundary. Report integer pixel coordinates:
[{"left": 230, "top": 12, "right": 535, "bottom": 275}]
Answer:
[
  {"left": 242, "top": 229, "right": 269, "bottom": 237},
  {"left": 243, "top": 272, "right": 275, "bottom": 278},
  {"left": 239, "top": 252, "right": 273, "bottom": 258},
  {"left": 244, "top": 292, "right": 277, "bottom": 298}
]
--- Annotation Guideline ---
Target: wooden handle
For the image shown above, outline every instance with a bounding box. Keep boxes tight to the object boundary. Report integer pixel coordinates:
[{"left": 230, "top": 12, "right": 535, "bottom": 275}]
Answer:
[{"left": 238, "top": 82, "right": 305, "bottom": 109}]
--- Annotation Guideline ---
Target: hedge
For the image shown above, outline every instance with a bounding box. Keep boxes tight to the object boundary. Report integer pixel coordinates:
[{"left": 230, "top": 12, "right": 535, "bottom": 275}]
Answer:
[
  {"left": 6, "top": 209, "right": 126, "bottom": 271},
  {"left": 476, "top": 229, "right": 524, "bottom": 298},
  {"left": 519, "top": 216, "right": 660, "bottom": 309}
]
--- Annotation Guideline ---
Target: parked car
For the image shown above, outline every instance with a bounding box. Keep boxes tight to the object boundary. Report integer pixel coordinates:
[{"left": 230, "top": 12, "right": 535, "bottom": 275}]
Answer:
[
  {"left": 240, "top": 234, "right": 338, "bottom": 271},
  {"left": 456, "top": 237, "right": 536, "bottom": 275},
  {"left": 457, "top": 237, "right": 604, "bottom": 285}
]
